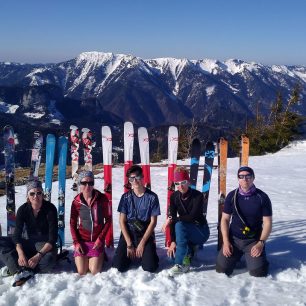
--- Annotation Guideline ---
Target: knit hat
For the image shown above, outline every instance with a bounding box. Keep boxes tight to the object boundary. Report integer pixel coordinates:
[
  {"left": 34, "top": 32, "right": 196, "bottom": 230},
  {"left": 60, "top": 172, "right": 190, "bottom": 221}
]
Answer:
[
  {"left": 174, "top": 167, "right": 190, "bottom": 182},
  {"left": 78, "top": 170, "right": 95, "bottom": 183},
  {"left": 237, "top": 166, "right": 255, "bottom": 177},
  {"left": 26, "top": 180, "right": 43, "bottom": 193}
]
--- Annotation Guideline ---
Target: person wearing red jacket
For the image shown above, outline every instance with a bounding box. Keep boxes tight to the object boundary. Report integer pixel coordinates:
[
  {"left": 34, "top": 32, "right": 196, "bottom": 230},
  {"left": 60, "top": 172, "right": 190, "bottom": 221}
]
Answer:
[{"left": 70, "top": 171, "right": 111, "bottom": 275}]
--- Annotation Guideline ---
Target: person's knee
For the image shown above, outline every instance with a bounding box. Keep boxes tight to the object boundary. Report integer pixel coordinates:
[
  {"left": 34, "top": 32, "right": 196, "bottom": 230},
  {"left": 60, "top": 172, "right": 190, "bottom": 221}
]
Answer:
[
  {"left": 142, "top": 262, "right": 158, "bottom": 273},
  {"left": 38, "top": 252, "right": 56, "bottom": 273},
  {"left": 215, "top": 263, "right": 233, "bottom": 276},
  {"left": 249, "top": 264, "right": 269, "bottom": 277},
  {"left": 112, "top": 255, "right": 129, "bottom": 272}
]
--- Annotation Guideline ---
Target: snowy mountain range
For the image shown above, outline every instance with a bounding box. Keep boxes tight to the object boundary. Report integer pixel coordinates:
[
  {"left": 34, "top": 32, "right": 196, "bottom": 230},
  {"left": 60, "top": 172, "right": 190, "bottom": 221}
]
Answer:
[{"left": 0, "top": 51, "right": 306, "bottom": 128}]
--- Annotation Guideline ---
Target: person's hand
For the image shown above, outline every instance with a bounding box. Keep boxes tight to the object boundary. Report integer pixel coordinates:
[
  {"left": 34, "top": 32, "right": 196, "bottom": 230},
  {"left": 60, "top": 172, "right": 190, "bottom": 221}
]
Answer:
[
  {"left": 74, "top": 242, "right": 85, "bottom": 254},
  {"left": 127, "top": 245, "right": 136, "bottom": 259},
  {"left": 161, "top": 218, "right": 172, "bottom": 233},
  {"left": 93, "top": 239, "right": 102, "bottom": 250},
  {"left": 28, "top": 253, "right": 41, "bottom": 269},
  {"left": 251, "top": 241, "right": 264, "bottom": 257},
  {"left": 136, "top": 241, "right": 145, "bottom": 258},
  {"left": 222, "top": 241, "right": 233, "bottom": 257},
  {"left": 18, "top": 252, "right": 29, "bottom": 267},
  {"left": 167, "top": 242, "right": 176, "bottom": 258}
]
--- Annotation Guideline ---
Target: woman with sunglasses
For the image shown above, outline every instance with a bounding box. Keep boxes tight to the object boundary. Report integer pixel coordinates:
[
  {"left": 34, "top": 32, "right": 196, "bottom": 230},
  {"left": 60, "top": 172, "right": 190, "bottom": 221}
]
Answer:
[
  {"left": 112, "top": 165, "right": 160, "bottom": 272},
  {"left": 70, "top": 171, "right": 111, "bottom": 275},
  {"left": 216, "top": 166, "right": 272, "bottom": 277},
  {"left": 162, "top": 167, "right": 210, "bottom": 276},
  {"left": 0, "top": 180, "right": 58, "bottom": 286}
]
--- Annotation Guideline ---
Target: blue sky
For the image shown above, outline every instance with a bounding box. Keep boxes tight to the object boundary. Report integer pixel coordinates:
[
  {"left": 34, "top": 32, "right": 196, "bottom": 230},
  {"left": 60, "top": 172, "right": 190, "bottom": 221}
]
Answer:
[{"left": 0, "top": 0, "right": 305, "bottom": 65}]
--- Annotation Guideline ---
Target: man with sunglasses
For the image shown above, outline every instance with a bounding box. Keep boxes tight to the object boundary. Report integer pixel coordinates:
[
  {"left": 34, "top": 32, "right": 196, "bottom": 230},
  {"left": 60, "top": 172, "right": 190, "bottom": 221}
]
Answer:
[
  {"left": 216, "top": 166, "right": 272, "bottom": 277},
  {"left": 112, "top": 165, "right": 160, "bottom": 272},
  {"left": 0, "top": 180, "right": 58, "bottom": 286},
  {"left": 163, "top": 167, "right": 210, "bottom": 276}
]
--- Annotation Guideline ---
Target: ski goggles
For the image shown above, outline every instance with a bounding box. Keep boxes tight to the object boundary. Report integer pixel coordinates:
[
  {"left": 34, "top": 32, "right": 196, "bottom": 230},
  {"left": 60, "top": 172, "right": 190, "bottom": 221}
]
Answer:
[
  {"left": 29, "top": 191, "right": 43, "bottom": 197},
  {"left": 174, "top": 180, "right": 188, "bottom": 186},
  {"left": 238, "top": 174, "right": 253, "bottom": 180},
  {"left": 128, "top": 175, "right": 143, "bottom": 183},
  {"left": 80, "top": 181, "right": 94, "bottom": 186}
]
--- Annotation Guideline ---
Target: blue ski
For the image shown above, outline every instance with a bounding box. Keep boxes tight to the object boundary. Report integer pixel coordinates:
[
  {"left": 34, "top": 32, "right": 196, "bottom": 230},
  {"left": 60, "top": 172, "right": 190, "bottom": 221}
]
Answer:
[{"left": 57, "top": 136, "right": 68, "bottom": 246}]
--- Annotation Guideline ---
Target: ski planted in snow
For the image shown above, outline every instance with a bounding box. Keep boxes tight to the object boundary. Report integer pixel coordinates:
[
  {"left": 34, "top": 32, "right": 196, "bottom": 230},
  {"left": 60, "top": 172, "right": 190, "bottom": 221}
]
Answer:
[
  {"left": 138, "top": 127, "right": 151, "bottom": 189},
  {"left": 165, "top": 126, "right": 179, "bottom": 247},
  {"left": 217, "top": 137, "right": 228, "bottom": 251},
  {"left": 124, "top": 122, "right": 134, "bottom": 192},
  {"left": 81, "top": 128, "right": 95, "bottom": 171},
  {"left": 44, "top": 134, "right": 56, "bottom": 202},
  {"left": 189, "top": 138, "right": 201, "bottom": 190},
  {"left": 202, "top": 141, "right": 215, "bottom": 216},
  {"left": 102, "top": 126, "right": 113, "bottom": 247},
  {"left": 57, "top": 136, "right": 68, "bottom": 246},
  {"left": 3, "top": 125, "right": 16, "bottom": 236},
  {"left": 29, "top": 131, "right": 43, "bottom": 181},
  {"left": 240, "top": 134, "right": 249, "bottom": 167},
  {"left": 70, "top": 125, "right": 80, "bottom": 192}
]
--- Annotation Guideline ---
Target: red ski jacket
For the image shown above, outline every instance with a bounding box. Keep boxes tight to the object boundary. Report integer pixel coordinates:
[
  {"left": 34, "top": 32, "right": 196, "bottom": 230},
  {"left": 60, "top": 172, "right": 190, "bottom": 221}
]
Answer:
[{"left": 70, "top": 189, "right": 111, "bottom": 245}]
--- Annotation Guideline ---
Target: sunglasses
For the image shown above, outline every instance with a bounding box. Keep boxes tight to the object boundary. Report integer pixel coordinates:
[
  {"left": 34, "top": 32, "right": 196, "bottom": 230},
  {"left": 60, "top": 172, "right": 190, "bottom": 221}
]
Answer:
[
  {"left": 238, "top": 174, "right": 252, "bottom": 179},
  {"left": 80, "top": 181, "right": 94, "bottom": 186},
  {"left": 128, "top": 175, "right": 143, "bottom": 183},
  {"left": 29, "top": 191, "right": 43, "bottom": 197},
  {"left": 174, "top": 180, "right": 188, "bottom": 186}
]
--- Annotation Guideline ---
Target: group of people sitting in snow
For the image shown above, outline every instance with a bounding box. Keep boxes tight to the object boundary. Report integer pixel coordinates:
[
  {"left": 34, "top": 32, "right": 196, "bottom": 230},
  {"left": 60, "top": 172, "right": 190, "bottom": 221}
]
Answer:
[{"left": 0, "top": 165, "right": 272, "bottom": 286}]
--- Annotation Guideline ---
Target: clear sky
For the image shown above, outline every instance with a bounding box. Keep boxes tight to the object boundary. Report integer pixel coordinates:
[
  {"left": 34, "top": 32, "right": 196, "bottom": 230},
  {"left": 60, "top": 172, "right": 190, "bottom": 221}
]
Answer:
[{"left": 0, "top": 0, "right": 305, "bottom": 65}]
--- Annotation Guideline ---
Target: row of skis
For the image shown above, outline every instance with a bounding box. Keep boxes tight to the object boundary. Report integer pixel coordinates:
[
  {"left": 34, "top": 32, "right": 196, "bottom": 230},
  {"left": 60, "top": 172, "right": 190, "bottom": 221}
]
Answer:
[{"left": 2, "top": 123, "right": 250, "bottom": 250}]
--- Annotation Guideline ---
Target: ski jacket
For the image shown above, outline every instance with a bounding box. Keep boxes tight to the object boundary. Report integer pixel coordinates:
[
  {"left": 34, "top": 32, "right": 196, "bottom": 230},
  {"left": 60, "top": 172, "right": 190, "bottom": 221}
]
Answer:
[
  {"left": 169, "top": 188, "right": 207, "bottom": 242},
  {"left": 70, "top": 189, "right": 111, "bottom": 245},
  {"left": 13, "top": 200, "right": 58, "bottom": 246}
]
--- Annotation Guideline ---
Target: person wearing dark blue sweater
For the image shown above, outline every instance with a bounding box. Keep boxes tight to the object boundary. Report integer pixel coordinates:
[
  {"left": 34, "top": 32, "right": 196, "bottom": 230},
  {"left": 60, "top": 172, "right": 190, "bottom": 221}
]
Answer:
[{"left": 216, "top": 166, "right": 272, "bottom": 277}]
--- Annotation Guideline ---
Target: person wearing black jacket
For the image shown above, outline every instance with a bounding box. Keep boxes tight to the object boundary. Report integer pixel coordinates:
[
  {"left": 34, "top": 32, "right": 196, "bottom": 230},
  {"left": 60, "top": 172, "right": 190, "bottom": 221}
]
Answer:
[
  {"left": 0, "top": 180, "right": 58, "bottom": 286},
  {"left": 162, "top": 167, "right": 210, "bottom": 276}
]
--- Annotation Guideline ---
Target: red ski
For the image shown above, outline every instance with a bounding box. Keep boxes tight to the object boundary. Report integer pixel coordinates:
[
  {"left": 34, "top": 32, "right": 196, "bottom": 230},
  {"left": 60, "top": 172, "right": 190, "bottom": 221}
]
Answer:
[
  {"left": 102, "top": 126, "right": 113, "bottom": 247},
  {"left": 124, "top": 122, "right": 134, "bottom": 192}
]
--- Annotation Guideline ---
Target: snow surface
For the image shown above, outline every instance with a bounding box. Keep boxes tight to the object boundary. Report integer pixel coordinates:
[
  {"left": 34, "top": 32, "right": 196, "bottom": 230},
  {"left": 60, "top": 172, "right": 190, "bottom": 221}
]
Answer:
[
  {"left": 0, "top": 101, "right": 19, "bottom": 114},
  {"left": 1, "top": 141, "right": 306, "bottom": 305}
]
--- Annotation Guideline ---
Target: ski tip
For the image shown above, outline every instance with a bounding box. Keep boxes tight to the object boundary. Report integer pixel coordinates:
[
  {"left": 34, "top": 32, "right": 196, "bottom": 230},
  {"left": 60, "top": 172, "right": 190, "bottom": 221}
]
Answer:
[
  {"left": 70, "top": 125, "right": 78, "bottom": 130},
  {"left": 81, "top": 128, "right": 90, "bottom": 133}
]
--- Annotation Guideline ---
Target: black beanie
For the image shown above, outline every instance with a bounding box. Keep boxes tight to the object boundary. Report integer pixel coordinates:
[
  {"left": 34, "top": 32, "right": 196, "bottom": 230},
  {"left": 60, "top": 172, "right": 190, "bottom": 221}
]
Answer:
[{"left": 237, "top": 166, "right": 255, "bottom": 177}]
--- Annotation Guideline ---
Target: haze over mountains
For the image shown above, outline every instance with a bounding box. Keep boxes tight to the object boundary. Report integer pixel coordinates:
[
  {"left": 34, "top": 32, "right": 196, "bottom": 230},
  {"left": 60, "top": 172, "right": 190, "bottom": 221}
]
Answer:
[{"left": 0, "top": 51, "right": 306, "bottom": 129}]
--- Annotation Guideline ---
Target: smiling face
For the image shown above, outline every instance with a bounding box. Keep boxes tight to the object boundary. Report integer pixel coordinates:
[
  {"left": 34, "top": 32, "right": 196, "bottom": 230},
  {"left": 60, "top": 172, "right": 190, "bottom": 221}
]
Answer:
[{"left": 28, "top": 187, "right": 43, "bottom": 208}]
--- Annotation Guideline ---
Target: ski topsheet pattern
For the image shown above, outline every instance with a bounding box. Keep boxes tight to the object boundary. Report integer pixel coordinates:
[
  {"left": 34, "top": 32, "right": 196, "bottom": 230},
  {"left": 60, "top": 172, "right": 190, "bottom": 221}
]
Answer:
[
  {"left": 44, "top": 134, "right": 56, "bottom": 202},
  {"left": 202, "top": 141, "right": 215, "bottom": 216},
  {"left": 217, "top": 137, "right": 228, "bottom": 250},
  {"left": 70, "top": 125, "right": 80, "bottom": 191},
  {"left": 189, "top": 138, "right": 201, "bottom": 190},
  {"left": 57, "top": 136, "right": 68, "bottom": 246},
  {"left": 29, "top": 131, "right": 43, "bottom": 181},
  {"left": 138, "top": 127, "right": 151, "bottom": 189},
  {"left": 102, "top": 126, "right": 113, "bottom": 247},
  {"left": 3, "top": 125, "right": 16, "bottom": 236},
  {"left": 124, "top": 122, "right": 134, "bottom": 192},
  {"left": 81, "top": 128, "right": 94, "bottom": 171},
  {"left": 165, "top": 126, "right": 178, "bottom": 247}
]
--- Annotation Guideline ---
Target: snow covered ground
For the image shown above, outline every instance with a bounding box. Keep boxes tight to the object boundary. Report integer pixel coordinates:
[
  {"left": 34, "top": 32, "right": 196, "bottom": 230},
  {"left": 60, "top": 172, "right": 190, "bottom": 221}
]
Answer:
[{"left": 1, "top": 141, "right": 306, "bottom": 306}]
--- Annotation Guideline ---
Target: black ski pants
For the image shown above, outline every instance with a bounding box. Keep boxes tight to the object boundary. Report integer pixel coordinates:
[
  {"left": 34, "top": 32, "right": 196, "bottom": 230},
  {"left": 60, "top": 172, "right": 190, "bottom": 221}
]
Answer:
[
  {"left": 0, "top": 237, "right": 57, "bottom": 274},
  {"left": 112, "top": 232, "right": 159, "bottom": 273},
  {"left": 216, "top": 236, "right": 269, "bottom": 277}
]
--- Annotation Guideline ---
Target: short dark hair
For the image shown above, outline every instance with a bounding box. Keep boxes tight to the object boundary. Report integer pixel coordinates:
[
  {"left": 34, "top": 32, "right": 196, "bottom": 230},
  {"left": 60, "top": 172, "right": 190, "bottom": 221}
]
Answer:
[{"left": 126, "top": 165, "right": 143, "bottom": 177}]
